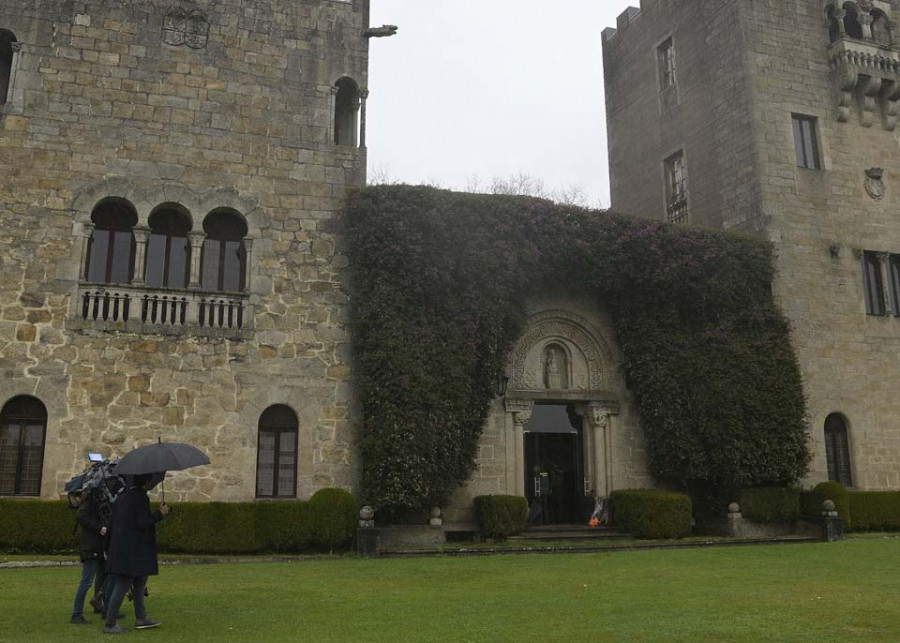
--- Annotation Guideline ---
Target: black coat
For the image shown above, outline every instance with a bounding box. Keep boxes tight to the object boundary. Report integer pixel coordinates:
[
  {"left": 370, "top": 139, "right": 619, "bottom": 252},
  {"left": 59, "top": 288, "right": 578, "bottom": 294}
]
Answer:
[
  {"left": 105, "top": 485, "right": 164, "bottom": 577},
  {"left": 76, "top": 494, "right": 105, "bottom": 562}
]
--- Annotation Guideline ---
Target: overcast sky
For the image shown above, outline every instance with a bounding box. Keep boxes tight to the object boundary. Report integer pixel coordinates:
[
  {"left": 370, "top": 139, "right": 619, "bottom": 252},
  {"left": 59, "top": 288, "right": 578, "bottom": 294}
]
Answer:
[{"left": 366, "top": 1, "right": 638, "bottom": 207}]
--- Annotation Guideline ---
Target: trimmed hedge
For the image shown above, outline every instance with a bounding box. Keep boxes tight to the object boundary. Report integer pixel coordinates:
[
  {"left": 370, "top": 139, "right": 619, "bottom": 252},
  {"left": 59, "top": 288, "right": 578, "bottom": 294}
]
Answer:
[
  {"left": 738, "top": 487, "right": 800, "bottom": 523},
  {"left": 611, "top": 489, "right": 692, "bottom": 539},
  {"left": 474, "top": 495, "right": 528, "bottom": 540},
  {"left": 0, "top": 490, "right": 353, "bottom": 554},
  {"left": 0, "top": 500, "right": 77, "bottom": 553},
  {"left": 848, "top": 491, "right": 900, "bottom": 532},
  {"left": 801, "top": 481, "right": 851, "bottom": 530},
  {"left": 309, "top": 488, "right": 357, "bottom": 551}
]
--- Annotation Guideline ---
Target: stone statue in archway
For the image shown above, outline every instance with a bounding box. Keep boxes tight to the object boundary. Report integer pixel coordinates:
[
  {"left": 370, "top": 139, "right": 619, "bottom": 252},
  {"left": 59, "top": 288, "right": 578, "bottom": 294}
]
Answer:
[{"left": 544, "top": 345, "right": 568, "bottom": 389}]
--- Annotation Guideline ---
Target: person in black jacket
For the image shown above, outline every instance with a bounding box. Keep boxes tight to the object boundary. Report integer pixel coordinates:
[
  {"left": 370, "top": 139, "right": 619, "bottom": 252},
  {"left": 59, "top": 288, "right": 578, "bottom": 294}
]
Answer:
[
  {"left": 102, "top": 474, "right": 169, "bottom": 634},
  {"left": 70, "top": 492, "right": 107, "bottom": 624}
]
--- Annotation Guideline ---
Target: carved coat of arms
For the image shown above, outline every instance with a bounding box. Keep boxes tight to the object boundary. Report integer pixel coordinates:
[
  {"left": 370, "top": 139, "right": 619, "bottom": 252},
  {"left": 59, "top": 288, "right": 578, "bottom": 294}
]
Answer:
[
  {"left": 163, "top": 8, "right": 209, "bottom": 49},
  {"left": 865, "top": 167, "right": 885, "bottom": 201}
]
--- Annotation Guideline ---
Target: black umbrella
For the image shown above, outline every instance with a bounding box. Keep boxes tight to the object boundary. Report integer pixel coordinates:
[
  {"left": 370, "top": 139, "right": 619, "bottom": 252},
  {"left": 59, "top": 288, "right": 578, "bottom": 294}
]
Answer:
[{"left": 116, "top": 438, "right": 210, "bottom": 502}]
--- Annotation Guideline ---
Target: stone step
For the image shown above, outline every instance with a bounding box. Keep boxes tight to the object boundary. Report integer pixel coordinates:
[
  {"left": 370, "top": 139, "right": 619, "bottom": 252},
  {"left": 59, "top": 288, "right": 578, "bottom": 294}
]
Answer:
[{"left": 508, "top": 525, "right": 631, "bottom": 541}]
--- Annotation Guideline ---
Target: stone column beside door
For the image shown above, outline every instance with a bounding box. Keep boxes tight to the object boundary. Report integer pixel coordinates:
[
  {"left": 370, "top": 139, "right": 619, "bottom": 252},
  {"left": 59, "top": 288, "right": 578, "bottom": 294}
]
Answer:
[{"left": 504, "top": 398, "right": 533, "bottom": 497}]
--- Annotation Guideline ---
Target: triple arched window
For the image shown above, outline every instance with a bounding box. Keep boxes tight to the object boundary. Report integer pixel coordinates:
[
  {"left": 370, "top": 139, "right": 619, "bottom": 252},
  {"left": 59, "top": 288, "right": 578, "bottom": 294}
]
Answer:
[
  {"left": 84, "top": 199, "right": 248, "bottom": 293},
  {"left": 826, "top": 3, "right": 894, "bottom": 46},
  {"left": 0, "top": 396, "right": 47, "bottom": 496}
]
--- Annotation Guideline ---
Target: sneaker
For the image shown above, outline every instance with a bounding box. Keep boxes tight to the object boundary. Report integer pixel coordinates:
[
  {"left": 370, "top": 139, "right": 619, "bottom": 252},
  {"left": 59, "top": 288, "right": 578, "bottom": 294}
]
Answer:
[
  {"left": 103, "top": 625, "right": 127, "bottom": 634},
  {"left": 134, "top": 619, "right": 161, "bottom": 630},
  {"left": 70, "top": 615, "right": 91, "bottom": 625}
]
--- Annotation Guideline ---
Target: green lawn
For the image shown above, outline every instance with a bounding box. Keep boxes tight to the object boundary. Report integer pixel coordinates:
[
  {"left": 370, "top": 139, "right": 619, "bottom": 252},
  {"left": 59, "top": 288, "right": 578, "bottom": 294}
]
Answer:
[{"left": 2, "top": 539, "right": 898, "bottom": 642}]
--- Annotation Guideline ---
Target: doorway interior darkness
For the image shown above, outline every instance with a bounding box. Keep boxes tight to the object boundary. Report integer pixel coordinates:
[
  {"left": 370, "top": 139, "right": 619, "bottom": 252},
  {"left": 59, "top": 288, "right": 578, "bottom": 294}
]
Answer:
[{"left": 524, "top": 403, "right": 586, "bottom": 525}]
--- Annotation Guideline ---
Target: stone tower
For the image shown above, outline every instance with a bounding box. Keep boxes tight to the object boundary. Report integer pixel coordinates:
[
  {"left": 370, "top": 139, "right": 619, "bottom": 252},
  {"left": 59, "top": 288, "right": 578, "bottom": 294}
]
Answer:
[
  {"left": 603, "top": 0, "right": 900, "bottom": 489},
  {"left": 0, "top": 0, "right": 371, "bottom": 500}
]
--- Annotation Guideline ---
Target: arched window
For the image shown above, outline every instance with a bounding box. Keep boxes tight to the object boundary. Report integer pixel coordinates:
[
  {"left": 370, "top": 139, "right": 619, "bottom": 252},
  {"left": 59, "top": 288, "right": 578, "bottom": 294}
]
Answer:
[
  {"left": 256, "top": 405, "right": 298, "bottom": 498},
  {"left": 145, "top": 204, "right": 191, "bottom": 289},
  {"left": 826, "top": 6, "right": 841, "bottom": 44},
  {"left": 85, "top": 198, "right": 137, "bottom": 284},
  {"left": 824, "top": 413, "right": 853, "bottom": 487},
  {"left": 0, "top": 29, "right": 15, "bottom": 105},
  {"left": 0, "top": 396, "right": 48, "bottom": 496},
  {"left": 334, "top": 77, "right": 360, "bottom": 147},
  {"left": 201, "top": 209, "right": 247, "bottom": 292},
  {"left": 843, "top": 4, "right": 864, "bottom": 39},
  {"left": 871, "top": 11, "right": 891, "bottom": 47}
]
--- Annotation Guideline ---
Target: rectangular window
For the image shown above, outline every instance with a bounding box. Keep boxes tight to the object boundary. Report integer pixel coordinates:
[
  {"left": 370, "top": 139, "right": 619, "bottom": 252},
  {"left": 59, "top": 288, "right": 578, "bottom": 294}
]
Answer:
[
  {"left": 657, "top": 38, "right": 675, "bottom": 90},
  {"left": 664, "top": 150, "right": 688, "bottom": 224},
  {"left": 862, "top": 251, "right": 886, "bottom": 316},
  {"left": 889, "top": 254, "right": 900, "bottom": 317},
  {"left": 792, "top": 114, "right": 821, "bottom": 169}
]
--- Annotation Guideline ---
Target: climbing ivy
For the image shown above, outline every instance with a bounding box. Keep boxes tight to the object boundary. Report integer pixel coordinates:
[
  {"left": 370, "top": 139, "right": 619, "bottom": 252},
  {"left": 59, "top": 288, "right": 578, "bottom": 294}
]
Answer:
[{"left": 343, "top": 185, "right": 809, "bottom": 515}]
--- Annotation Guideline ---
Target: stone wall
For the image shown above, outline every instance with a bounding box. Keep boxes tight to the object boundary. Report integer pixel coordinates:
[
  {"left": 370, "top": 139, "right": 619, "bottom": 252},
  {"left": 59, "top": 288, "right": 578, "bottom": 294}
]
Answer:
[
  {"left": 603, "top": 0, "right": 900, "bottom": 490},
  {"left": 0, "top": 0, "right": 370, "bottom": 500},
  {"left": 603, "top": 0, "right": 763, "bottom": 231},
  {"left": 743, "top": 0, "right": 900, "bottom": 489}
]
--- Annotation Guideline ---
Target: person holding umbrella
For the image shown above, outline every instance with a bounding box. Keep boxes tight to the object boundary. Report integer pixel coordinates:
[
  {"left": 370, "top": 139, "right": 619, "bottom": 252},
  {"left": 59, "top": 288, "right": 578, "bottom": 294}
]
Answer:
[
  {"left": 102, "top": 473, "right": 168, "bottom": 634},
  {"left": 103, "top": 439, "right": 210, "bottom": 634}
]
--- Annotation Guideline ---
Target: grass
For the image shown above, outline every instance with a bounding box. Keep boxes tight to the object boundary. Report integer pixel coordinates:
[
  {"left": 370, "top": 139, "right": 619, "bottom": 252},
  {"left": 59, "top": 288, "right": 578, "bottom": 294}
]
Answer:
[{"left": 1, "top": 539, "right": 899, "bottom": 642}]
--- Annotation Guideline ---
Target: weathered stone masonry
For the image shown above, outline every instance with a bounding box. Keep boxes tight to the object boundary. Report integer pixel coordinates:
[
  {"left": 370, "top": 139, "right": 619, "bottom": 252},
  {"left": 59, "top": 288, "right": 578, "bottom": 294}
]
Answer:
[
  {"left": 0, "top": 0, "right": 370, "bottom": 500},
  {"left": 604, "top": 0, "right": 900, "bottom": 490}
]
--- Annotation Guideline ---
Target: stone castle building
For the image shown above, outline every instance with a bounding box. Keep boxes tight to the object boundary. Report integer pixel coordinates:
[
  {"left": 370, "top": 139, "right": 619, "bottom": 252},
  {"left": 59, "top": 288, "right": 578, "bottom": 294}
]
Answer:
[
  {"left": 6, "top": 0, "right": 892, "bottom": 526},
  {"left": 0, "top": 0, "right": 653, "bottom": 524},
  {"left": 0, "top": 0, "right": 371, "bottom": 502},
  {"left": 603, "top": 0, "right": 900, "bottom": 490}
]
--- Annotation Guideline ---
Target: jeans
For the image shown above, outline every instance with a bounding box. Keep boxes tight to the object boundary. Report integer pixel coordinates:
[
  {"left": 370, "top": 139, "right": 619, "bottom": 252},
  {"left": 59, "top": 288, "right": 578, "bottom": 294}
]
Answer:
[
  {"left": 72, "top": 558, "right": 101, "bottom": 618},
  {"left": 104, "top": 575, "right": 148, "bottom": 628}
]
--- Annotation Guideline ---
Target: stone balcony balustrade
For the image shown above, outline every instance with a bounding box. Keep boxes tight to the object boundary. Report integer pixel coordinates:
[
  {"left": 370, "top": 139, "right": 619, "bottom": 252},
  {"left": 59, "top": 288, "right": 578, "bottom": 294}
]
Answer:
[{"left": 69, "top": 282, "right": 252, "bottom": 339}]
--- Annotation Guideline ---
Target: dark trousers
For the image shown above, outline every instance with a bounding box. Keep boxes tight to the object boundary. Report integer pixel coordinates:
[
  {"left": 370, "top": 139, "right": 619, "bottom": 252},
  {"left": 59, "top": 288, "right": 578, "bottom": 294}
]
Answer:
[
  {"left": 72, "top": 559, "right": 101, "bottom": 617},
  {"left": 93, "top": 565, "right": 106, "bottom": 599},
  {"left": 104, "top": 574, "right": 148, "bottom": 628}
]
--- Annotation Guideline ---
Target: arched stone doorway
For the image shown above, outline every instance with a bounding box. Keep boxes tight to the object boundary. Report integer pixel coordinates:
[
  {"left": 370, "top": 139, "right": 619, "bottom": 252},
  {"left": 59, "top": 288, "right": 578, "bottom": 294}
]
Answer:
[{"left": 503, "top": 310, "right": 620, "bottom": 523}]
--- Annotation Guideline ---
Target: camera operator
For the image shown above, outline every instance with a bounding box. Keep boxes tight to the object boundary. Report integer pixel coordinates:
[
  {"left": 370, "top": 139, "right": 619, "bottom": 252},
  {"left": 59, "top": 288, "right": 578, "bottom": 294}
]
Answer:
[{"left": 69, "top": 491, "right": 107, "bottom": 625}]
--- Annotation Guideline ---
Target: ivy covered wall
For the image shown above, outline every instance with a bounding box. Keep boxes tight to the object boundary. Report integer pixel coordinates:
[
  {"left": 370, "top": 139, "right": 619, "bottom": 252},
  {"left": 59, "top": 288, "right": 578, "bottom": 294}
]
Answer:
[{"left": 344, "top": 186, "right": 809, "bottom": 514}]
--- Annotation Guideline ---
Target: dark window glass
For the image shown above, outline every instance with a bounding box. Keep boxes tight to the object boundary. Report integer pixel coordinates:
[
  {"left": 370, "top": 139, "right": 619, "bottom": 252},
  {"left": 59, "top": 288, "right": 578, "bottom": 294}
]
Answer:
[
  {"left": 664, "top": 151, "right": 688, "bottom": 224},
  {"left": 334, "top": 77, "right": 360, "bottom": 147},
  {"left": 146, "top": 206, "right": 191, "bottom": 289},
  {"left": 863, "top": 251, "right": 886, "bottom": 316},
  {"left": 872, "top": 13, "right": 891, "bottom": 47},
  {"left": 889, "top": 254, "right": 900, "bottom": 317},
  {"left": 256, "top": 405, "right": 298, "bottom": 499},
  {"left": 824, "top": 414, "right": 852, "bottom": 487},
  {"left": 201, "top": 211, "right": 247, "bottom": 292},
  {"left": 0, "top": 30, "right": 15, "bottom": 105},
  {"left": 844, "top": 10, "right": 863, "bottom": 39},
  {"left": 0, "top": 396, "right": 47, "bottom": 496},
  {"left": 792, "top": 114, "right": 820, "bottom": 170},
  {"left": 657, "top": 38, "right": 675, "bottom": 89},
  {"left": 85, "top": 199, "right": 137, "bottom": 285},
  {"left": 87, "top": 229, "right": 111, "bottom": 283},
  {"left": 826, "top": 7, "right": 840, "bottom": 44}
]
